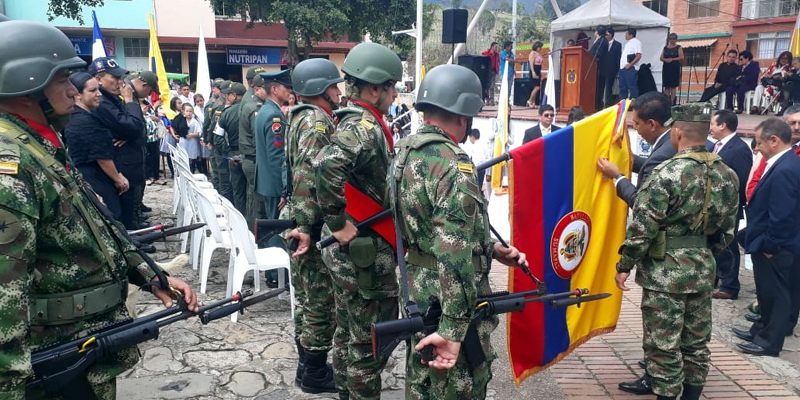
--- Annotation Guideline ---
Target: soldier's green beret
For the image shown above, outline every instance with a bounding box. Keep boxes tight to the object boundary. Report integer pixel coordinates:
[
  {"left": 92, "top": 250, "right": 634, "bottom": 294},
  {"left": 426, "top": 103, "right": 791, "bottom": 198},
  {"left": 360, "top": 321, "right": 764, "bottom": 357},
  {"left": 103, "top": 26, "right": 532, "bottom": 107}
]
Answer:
[{"left": 667, "top": 102, "right": 714, "bottom": 126}]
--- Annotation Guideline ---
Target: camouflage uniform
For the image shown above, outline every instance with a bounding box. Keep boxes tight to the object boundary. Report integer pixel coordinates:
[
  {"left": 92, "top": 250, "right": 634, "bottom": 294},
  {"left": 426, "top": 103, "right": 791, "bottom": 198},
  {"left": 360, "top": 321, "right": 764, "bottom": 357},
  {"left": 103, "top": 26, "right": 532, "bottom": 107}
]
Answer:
[
  {"left": 617, "top": 131, "right": 738, "bottom": 397},
  {"left": 238, "top": 81, "right": 266, "bottom": 228},
  {"left": 283, "top": 102, "right": 338, "bottom": 379},
  {"left": 0, "top": 114, "right": 158, "bottom": 399},
  {"left": 393, "top": 124, "right": 498, "bottom": 399},
  {"left": 315, "top": 104, "right": 399, "bottom": 400}
]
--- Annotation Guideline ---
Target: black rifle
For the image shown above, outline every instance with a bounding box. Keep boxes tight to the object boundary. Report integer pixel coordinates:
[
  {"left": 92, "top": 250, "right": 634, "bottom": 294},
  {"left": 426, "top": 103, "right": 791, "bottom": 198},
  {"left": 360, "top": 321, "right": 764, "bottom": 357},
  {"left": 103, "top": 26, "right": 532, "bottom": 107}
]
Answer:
[
  {"left": 371, "top": 286, "right": 610, "bottom": 367},
  {"left": 130, "top": 223, "right": 206, "bottom": 245},
  {"left": 28, "top": 288, "right": 286, "bottom": 400}
]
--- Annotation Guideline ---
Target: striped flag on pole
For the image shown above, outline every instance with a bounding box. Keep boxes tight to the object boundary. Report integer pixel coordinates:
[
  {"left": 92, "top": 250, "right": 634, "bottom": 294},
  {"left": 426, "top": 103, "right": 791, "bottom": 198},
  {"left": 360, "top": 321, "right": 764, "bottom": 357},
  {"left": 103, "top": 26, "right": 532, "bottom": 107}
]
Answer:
[{"left": 91, "top": 10, "right": 107, "bottom": 60}]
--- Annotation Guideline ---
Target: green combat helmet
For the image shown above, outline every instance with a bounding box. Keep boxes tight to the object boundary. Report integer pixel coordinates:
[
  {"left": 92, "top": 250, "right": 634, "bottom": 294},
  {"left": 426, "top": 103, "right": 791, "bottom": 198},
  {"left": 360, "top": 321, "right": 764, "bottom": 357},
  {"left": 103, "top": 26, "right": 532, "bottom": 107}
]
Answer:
[
  {"left": 292, "top": 58, "right": 344, "bottom": 97},
  {"left": 415, "top": 64, "right": 484, "bottom": 117},
  {"left": 341, "top": 42, "right": 402, "bottom": 84},
  {"left": 0, "top": 20, "right": 86, "bottom": 98},
  {"left": 666, "top": 102, "right": 714, "bottom": 126}
]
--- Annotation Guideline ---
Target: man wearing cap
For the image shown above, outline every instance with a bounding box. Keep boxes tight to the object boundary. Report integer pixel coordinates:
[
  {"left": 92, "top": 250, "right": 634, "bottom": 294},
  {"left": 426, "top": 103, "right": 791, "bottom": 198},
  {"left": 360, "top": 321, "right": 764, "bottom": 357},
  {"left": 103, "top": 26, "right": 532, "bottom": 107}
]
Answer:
[
  {"left": 89, "top": 57, "right": 147, "bottom": 230},
  {"left": 240, "top": 73, "right": 267, "bottom": 228},
  {"left": 254, "top": 70, "right": 292, "bottom": 222},
  {"left": 0, "top": 20, "right": 198, "bottom": 400},
  {"left": 215, "top": 82, "right": 248, "bottom": 212},
  {"left": 616, "top": 104, "right": 738, "bottom": 400},
  {"left": 242, "top": 66, "right": 266, "bottom": 109},
  {"left": 127, "top": 70, "right": 160, "bottom": 230},
  {"left": 204, "top": 79, "right": 228, "bottom": 195}
]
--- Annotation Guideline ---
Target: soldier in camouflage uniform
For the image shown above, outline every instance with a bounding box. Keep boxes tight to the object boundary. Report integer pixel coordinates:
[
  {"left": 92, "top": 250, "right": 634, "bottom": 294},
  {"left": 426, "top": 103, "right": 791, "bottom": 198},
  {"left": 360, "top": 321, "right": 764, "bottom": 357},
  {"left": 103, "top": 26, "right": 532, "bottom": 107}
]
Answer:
[
  {"left": 314, "top": 42, "right": 402, "bottom": 400},
  {"left": 616, "top": 103, "right": 739, "bottom": 400},
  {"left": 0, "top": 20, "right": 198, "bottom": 400},
  {"left": 239, "top": 73, "right": 267, "bottom": 228},
  {"left": 206, "top": 80, "right": 231, "bottom": 201},
  {"left": 215, "top": 82, "right": 248, "bottom": 215},
  {"left": 283, "top": 58, "right": 343, "bottom": 394},
  {"left": 392, "top": 64, "right": 527, "bottom": 400}
]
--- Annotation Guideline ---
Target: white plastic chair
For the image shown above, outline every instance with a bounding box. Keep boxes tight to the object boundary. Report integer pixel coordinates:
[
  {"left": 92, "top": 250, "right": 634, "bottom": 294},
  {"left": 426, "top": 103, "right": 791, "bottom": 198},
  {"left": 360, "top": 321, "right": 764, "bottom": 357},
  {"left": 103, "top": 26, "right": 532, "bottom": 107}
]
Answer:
[
  {"left": 744, "top": 90, "right": 756, "bottom": 114},
  {"left": 219, "top": 197, "right": 293, "bottom": 322},
  {"left": 173, "top": 160, "right": 214, "bottom": 256},
  {"left": 187, "top": 181, "right": 237, "bottom": 294}
]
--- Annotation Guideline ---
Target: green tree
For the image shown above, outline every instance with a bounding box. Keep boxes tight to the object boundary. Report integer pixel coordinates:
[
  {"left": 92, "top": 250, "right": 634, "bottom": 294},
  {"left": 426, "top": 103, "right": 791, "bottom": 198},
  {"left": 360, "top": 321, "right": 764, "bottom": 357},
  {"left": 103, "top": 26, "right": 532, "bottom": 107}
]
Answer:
[
  {"left": 538, "top": 0, "right": 581, "bottom": 19},
  {"left": 46, "top": 0, "right": 104, "bottom": 24}
]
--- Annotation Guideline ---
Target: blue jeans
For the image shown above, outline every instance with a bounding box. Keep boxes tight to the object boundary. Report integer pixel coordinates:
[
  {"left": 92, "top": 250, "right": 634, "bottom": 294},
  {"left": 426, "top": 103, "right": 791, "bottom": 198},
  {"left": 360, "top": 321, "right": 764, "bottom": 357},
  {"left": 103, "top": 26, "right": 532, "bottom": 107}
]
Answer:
[{"left": 619, "top": 67, "right": 639, "bottom": 99}]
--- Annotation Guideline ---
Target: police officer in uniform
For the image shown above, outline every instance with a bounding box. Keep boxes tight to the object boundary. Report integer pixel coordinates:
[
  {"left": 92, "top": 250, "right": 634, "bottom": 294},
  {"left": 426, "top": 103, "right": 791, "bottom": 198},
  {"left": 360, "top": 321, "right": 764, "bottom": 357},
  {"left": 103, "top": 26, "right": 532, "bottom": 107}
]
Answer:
[
  {"left": 616, "top": 104, "right": 739, "bottom": 400},
  {"left": 0, "top": 20, "right": 198, "bottom": 399},
  {"left": 392, "top": 64, "right": 528, "bottom": 399},
  {"left": 239, "top": 74, "right": 267, "bottom": 228},
  {"left": 242, "top": 66, "right": 266, "bottom": 110},
  {"left": 205, "top": 79, "right": 229, "bottom": 199},
  {"left": 314, "top": 42, "right": 402, "bottom": 400},
  {"left": 215, "top": 82, "right": 248, "bottom": 214},
  {"left": 254, "top": 70, "right": 292, "bottom": 221},
  {"left": 283, "top": 58, "right": 343, "bottom": 394}
]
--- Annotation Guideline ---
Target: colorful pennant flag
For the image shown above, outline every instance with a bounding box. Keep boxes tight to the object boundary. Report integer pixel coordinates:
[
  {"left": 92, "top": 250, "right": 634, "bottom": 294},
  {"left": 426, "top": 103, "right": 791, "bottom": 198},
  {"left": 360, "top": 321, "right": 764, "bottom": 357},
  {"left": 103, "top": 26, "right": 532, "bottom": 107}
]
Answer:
[
  {"left": 91, "top": 10, "right": 107, "bottom": 61},
  {"left": 507, "top": 101, "right": 631, "bottom": 384}
]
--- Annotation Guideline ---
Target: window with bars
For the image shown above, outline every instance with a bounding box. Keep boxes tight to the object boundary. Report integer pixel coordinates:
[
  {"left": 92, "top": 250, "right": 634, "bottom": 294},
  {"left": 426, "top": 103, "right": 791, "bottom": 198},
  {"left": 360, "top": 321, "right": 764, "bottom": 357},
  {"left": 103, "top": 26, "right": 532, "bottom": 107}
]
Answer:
[
  {"left": 123, "top": 37, "right": 149, "bottom": 58},
  {"left": 741, "top": 0, "right": 797, "bottom": 19},
  {"left": 746, "top": 31, "right": 791, "bottom": 60},
  {"left": 688, "top": 0, "right": 720, "bottom": 18},
  {"left": 683, "top": 47, "right": 711, "bottom": 67},
  {"left": 643, "top": 0, "right": 669, "bottom": 16}
]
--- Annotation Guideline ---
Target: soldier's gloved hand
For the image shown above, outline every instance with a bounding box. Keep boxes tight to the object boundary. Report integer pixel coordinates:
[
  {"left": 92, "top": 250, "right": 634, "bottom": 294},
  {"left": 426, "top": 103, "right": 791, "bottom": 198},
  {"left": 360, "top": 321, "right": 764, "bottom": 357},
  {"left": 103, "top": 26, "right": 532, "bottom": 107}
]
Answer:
[
  {"left": 286, "top": 229, "right": 311, "bottom": 257},
  {"left": 415, "top": 333, "right": 461, "bottom": 370},
  {"left": 151, "top": 276, "right": 199, "bottom": 313},
  {"left": 332, "top": 220, "right": 358, "bottom": 246},
  {"left": 493, "top": 243, "right": 528, "bottom": 268}
]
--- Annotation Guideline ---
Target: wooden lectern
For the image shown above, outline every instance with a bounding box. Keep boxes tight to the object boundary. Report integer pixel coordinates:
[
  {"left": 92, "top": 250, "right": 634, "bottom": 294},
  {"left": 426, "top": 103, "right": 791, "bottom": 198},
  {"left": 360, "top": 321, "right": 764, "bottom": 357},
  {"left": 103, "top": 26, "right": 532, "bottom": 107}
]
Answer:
[{"left": 559, "top": 46, "right": 598, "bottom": 117}]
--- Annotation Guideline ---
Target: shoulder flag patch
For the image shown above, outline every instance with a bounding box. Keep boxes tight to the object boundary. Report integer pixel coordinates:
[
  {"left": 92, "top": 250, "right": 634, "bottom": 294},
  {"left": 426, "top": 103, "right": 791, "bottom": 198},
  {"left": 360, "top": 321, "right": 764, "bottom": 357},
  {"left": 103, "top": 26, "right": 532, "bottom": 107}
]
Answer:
[
  {"left": 457, "top": 162, "right": 474, "bottom": 174},
  {"left": 359, "top": 119, "right": 374, "bottom": 130},
  {"left": 273, "top": 117, "right": 281, "bottom": 122},
  {"left": 0, "top": 161, "right": 19, "bottom": 175}
]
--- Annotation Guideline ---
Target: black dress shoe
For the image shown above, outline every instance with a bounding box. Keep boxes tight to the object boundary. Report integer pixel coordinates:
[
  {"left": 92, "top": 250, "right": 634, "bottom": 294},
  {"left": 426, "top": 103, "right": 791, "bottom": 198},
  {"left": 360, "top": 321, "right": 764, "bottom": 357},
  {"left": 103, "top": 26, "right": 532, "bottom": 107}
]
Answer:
[
  {"left": 141, "top": 204, "right": 153, "bottom": 212},
  {"left": 638, "top": 359, "right": 647, "bottom": 369},
  {"left": 731, "top": 327, "right": 754, "bottom": 342},
  {"left": 619, "top": 374, "right": 653, "bottom": 395},
  {"left": 737, "top": 342, "right": 779, "bottom": 357},
  {"left": 744, "top": 314, "right": 760, "bottom": 323},
  {"left": 138, "top": 243, "right": 157, "bottom": 254},
  {"left": 137, "top": 221, "right": 150, "bottom": 229}
]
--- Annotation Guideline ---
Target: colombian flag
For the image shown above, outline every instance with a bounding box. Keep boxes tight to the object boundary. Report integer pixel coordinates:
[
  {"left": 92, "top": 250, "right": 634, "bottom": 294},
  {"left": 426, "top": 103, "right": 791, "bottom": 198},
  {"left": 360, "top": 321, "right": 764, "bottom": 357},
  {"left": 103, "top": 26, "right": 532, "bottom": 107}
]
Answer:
[{"left": 507, "top": 101, "right": 631, "bottom": 384}]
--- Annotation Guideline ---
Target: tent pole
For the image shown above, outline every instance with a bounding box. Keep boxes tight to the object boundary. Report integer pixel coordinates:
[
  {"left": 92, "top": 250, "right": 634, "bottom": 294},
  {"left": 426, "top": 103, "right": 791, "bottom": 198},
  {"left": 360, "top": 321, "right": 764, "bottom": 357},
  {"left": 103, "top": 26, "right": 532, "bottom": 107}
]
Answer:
[{"left": 447, "top": 0, "right": 492, "bottom": 64}]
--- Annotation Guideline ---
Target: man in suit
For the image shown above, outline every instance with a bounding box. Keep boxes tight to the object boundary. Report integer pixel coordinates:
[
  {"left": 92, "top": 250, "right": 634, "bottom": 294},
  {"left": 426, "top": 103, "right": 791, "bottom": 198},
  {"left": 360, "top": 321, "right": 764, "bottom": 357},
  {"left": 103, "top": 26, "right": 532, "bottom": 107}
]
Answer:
[
  {"left": 598, "top": 92, "right": 675, "bottom": 208},
  {"left": 709, "top": 110, "right": 753, "bottom": 300},
  {"left": 589, "top": 26, "right": 608, "bottom": 110},
  {"left": 733, "top": 118, "right": 800, "bottom": 357},
  {"left": 522, "top": 104, "right": 561, "bottom": 144},
  {"left": 599, "top": 27, "right": 622, "bottom": 108}
]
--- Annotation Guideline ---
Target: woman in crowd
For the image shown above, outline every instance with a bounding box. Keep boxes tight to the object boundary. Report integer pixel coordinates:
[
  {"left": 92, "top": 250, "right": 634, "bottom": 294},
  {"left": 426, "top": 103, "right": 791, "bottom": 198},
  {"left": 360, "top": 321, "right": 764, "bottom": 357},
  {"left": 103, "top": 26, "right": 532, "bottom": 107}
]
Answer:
[
  {"left": 193, "top": 93, "right": 211, "bottom": 175},
  {"left": 660, "top": 33, "right": 684, "bottom": 105},
  {"left": 391, "top": 122, "right": 404, "bottom": 143},
  {"left": 143, "top": 100, "right": 165, "bottom": 185},
  {"left": 567, "top": 106, "right": 585, "bottom": 125},
  {"left": 179, "top": 103, "right": 203, "bottom": 173},
  {"left": 64, "top": 72, "right": 129, "bottom": 220},
  {"left": 726, "top": 51, "right": 760, "bottom": 114},
  {"left": 752, "top": 51, "right": 792, "bottom": 114},
  {"left": 527, "top": 41, "right": 545, "bottom": 109},
  {"left": 158, "top": 103, "right": 177, "bottom": 179},
  {"left": 282, "top": 92, "right": 296, "bottom": 116}
]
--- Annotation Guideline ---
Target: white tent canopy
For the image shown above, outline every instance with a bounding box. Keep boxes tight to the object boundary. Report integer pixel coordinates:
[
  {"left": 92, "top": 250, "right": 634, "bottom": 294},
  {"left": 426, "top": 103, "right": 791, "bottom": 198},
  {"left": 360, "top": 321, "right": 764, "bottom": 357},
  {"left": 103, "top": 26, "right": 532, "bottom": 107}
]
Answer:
[{"left": 549, "top": 0, "right": 671, "bottom": 92}]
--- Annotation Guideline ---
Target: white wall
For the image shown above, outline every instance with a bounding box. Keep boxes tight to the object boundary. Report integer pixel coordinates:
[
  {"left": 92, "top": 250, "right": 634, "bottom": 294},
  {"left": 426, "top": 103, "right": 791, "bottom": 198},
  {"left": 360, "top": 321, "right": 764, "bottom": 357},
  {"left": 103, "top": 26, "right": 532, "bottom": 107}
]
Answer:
[{"left": 154, "top": 0, "right": 217, "bottom": 38}]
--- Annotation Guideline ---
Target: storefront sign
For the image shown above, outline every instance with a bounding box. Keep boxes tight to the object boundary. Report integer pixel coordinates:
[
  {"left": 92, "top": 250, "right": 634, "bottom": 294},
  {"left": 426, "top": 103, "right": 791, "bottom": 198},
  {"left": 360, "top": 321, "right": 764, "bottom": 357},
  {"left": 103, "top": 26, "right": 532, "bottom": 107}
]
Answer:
[
  {"left": 69, "top": 36, "right": 116, "bottom": 56},
  {"left": 226, "top": 47, "right": 287, "bottom": 65}
]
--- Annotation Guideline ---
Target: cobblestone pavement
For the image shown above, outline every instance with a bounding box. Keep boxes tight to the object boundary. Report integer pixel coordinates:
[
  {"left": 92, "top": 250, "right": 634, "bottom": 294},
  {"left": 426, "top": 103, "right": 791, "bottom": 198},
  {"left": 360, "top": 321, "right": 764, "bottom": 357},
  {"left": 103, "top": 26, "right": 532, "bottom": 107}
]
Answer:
[{"left": 118, "top": 182, "right": 799, "bottom": 399}]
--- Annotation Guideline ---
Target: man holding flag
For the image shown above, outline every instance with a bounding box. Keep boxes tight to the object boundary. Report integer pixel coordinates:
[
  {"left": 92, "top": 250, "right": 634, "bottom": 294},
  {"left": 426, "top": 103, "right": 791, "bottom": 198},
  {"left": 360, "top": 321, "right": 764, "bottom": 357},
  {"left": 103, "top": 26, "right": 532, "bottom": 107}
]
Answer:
[
  {"left": 392, "top": 64, "right": 527, "bottom": 399},
  {"left": 615, "top": 104, "right": 738, "bottom": 400}
]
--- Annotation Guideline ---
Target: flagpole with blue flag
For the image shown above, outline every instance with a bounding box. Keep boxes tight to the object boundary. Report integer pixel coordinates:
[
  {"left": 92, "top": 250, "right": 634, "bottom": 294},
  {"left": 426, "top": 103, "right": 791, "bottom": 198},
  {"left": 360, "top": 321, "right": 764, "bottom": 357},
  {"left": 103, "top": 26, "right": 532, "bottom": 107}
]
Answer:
[
  {"left": 542, "top": 54, "right": 557, "bottom": 112},
  {"left": 91, "top": 10, "right": 107, "bottom": 60}
]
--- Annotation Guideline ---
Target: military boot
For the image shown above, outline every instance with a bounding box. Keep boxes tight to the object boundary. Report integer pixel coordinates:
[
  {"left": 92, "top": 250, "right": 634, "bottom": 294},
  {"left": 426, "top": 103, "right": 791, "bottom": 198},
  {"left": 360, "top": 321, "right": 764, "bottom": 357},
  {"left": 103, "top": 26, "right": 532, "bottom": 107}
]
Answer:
[
  {"left": 680, "top": 384, "right": 703, "bottom": 400},
  {"left": 294, "top": 338, "right": 306, "bottom": 386},
  {"left": 300, "top": 350, "right": 337, "bottom": 394}
]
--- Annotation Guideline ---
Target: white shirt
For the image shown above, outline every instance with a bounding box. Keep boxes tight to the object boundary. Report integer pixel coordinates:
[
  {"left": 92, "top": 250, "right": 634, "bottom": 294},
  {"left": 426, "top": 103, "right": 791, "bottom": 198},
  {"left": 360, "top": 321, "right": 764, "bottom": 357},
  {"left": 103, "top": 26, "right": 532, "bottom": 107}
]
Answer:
[
  {"left": 712, "top": 131, "right": 737, "bottom": 153},
  {"left": 540, "top": 123, "right": 552, "bottom": 136},
  {"left": 763, "top": 147, "right": 793, "bottom": 176},
  {"left": 178, "top": 94, "right": 194, "bottom": 107},
  {"left": 620, "top": 38, "right": 643, "bottom": 70}
]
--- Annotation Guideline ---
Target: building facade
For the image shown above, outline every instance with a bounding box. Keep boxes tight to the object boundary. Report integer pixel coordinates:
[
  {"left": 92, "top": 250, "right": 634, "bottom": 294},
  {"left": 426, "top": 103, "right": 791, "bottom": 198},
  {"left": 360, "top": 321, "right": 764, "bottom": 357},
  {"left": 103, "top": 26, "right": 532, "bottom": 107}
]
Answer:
[{"left": 639, "top": 0, "right": 796, "bottom": 99}]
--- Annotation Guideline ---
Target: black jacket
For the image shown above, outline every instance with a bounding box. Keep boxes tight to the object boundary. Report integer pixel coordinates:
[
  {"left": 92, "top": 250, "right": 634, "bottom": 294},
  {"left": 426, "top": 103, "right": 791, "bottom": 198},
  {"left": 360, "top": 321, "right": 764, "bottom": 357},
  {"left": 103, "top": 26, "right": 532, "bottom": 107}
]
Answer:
[
  {"left": 744, "top": 150, "right": 800, "bottom": 254},
  {"left": 616, "top": 130, "right": 676, "bottom": 208},
  {"left": 716, "top": 136, "right": 753, "bottom": 220},
  {"left": 64, "top": 107, "right": 115, "bottom": 167},
  {"left": 522, "top": 124, "right": 562, "bottom": 144},
  {"left": 594, "top": 39, "right": 622, "bottom": 79},
  {"left": 93, "top": 86, "right": 146, "bottom": 183}
]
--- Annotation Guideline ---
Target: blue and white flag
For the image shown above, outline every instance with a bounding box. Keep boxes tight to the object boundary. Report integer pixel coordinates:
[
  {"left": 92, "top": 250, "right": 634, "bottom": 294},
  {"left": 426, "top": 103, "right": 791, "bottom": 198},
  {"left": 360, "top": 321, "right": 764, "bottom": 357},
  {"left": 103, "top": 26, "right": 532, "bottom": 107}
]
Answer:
[
  {"left": 542, "top": 54, "right": 557, "bottom": 113},
  {"left": 92, "top": 10, "right": 107, "bottom": 60}
]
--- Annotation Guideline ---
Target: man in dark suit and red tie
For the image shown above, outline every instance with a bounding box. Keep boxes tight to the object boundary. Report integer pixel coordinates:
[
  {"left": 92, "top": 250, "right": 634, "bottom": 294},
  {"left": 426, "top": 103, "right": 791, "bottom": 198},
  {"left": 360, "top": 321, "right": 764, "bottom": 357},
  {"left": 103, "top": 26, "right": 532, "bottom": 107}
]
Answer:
[
  {"left": 709, "top": 110, "right": 753, "bottom": 300},
  {"left": 733, "top": 118, "right": 800, "bottom": 357}
]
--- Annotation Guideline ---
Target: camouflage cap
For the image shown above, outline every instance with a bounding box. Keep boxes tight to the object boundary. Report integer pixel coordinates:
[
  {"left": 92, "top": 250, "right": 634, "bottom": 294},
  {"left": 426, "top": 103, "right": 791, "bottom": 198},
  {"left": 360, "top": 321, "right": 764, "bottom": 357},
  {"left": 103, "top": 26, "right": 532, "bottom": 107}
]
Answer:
[
  {"left": 246, "top": 65, "right": 266, "bottom": 80},
  {"left": 666, "top": 102, "right": 714, "bottom": 126}
]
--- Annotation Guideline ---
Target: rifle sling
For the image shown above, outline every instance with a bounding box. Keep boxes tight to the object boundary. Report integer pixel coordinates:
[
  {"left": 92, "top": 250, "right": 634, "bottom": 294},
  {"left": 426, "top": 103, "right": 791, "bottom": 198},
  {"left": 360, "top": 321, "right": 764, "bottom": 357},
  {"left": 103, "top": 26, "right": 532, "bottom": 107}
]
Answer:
[{"left": 388, "top": 157, "right": 416, "bottom": 314}]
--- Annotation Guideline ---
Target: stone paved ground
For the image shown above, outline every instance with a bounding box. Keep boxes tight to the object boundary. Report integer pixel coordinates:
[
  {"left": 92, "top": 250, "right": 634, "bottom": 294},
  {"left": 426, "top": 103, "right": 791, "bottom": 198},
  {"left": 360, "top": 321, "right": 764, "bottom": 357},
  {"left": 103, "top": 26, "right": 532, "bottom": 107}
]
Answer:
[{"left": 118, "top": 181, "right": 799, "bottom": 399}]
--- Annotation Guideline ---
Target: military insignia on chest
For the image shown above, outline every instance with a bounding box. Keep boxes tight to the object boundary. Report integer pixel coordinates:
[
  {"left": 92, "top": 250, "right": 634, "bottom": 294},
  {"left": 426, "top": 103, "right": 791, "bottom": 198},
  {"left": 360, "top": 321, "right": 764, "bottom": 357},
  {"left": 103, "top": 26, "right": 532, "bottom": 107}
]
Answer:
[{"left": 551, "top": 211, "right": 592, "bottom": 279}]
